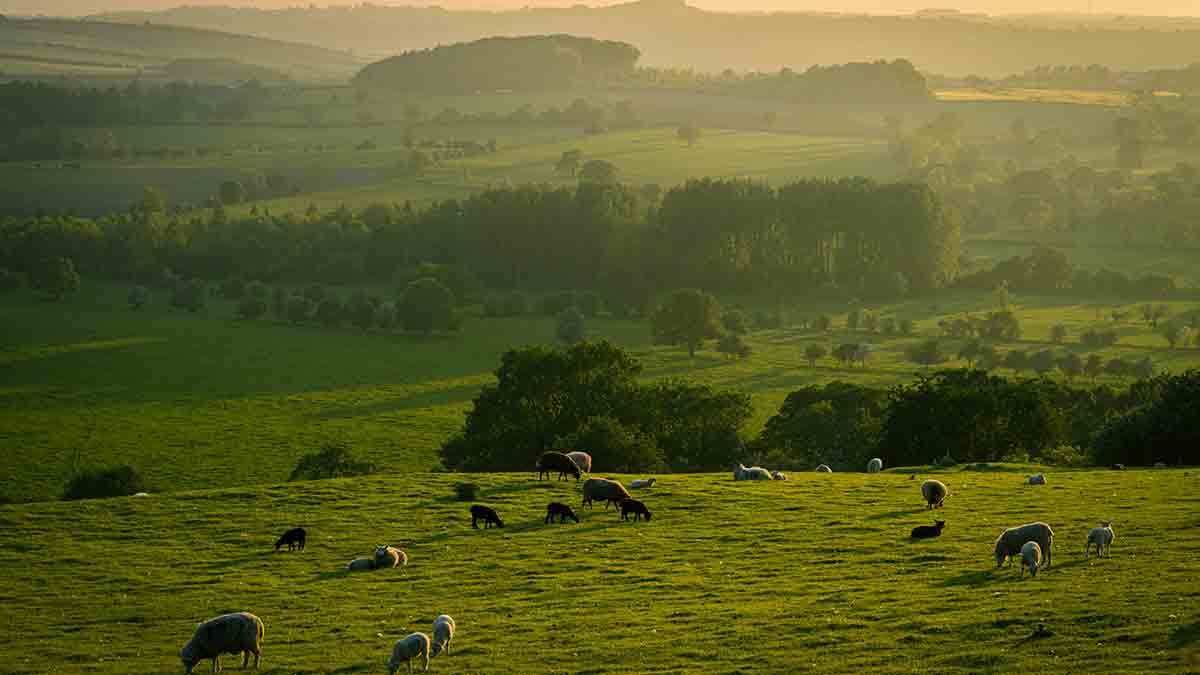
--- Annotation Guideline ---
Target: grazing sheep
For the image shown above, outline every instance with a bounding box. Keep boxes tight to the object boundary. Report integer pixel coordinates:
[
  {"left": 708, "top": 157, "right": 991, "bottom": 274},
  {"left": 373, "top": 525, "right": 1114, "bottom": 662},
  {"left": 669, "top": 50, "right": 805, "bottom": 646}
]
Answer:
[
  {"left": 565, "top": 451, "right": 592, "bottom": 474},
  {"left": 180, "top": 612, "right": 264, "bottom": 674},
  {"left": 910, "top": 520, "right": 946, "bottom": 539},
  {"left": 771, "top": 471, "right": 787, "bottom": 481},
  {"left": 867, "top": 458, "right": 883, "bottom": 474},
  {"left": 1027, "top": 474, "right": 1046, "bottom": 486},
  {"left": 581, "top": 478, "right": 631, "bottom": 510},
  {"left": 921, "top": 480, "right": 948, "bottom": 509},
  {"left": 431, "top": 615, "right": 456, "bottom": 657},
  {"left": 1110, "top": 463, "right": 1126, "bottom": 471},
  {"left": 374, "top": 545, "right": 408, "bottom": 569},
  {"left": 545, "top": 502, "right": 579, "bottom": 524},
  {"left": 815, "top": 464, "right": 833, "bottom": 473},
  {"left": 346, "top": 558, "right": 376, "bottom": 572},
  {"left": 629, "top": 477, "right": 657, "bottom": 489},
  {"left": 621, "top": 498, "right": 652, "bottom": 522},
  {"left": 274, "top": 527, "right": 306, "bottom": 552},
  {"left": 994, "top": 522, "right": 1054, "bottom": 569},
  {"left": 733, "top": 463, "right": 772, "bottom": 481},
  {"left": 536, "top": 451, "right": 582, "bottom": 481},
  {"left": 1021, "top": 541, "right": 1042, "bottom": 578},
  {"left": 387, "top": 632, "right": 430, "bottom": 674},
  {"left": 470, "top": 505, "right": 504, "bottom": 529},
  {"left": 1085, "top": 521, "right": 1115, "bottom": 559}
]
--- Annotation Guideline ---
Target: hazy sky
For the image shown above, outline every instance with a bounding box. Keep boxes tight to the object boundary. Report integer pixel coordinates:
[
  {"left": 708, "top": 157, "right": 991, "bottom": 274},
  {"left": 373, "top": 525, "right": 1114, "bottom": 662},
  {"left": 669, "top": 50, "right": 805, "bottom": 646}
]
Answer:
[{"left": 6, "top": 0, "right": 1198, "bottom": 17}]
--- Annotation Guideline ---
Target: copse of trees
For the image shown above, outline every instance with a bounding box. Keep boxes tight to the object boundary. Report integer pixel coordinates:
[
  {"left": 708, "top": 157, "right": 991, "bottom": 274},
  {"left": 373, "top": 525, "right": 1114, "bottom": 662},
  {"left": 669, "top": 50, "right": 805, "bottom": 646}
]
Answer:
[{"left": 725, "top": 59, "right": 931, "bottom": 103}]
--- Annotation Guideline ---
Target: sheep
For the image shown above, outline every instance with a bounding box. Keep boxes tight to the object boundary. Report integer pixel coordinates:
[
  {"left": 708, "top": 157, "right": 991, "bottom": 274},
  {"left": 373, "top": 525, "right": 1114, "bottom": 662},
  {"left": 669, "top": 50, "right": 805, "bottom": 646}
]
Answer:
[
  {"left": 733, "top": 463, "right": 772, "bottom": 481},
  {"left": 565, "top": 451, "right": 592, "bottom": 474},
  {"left": 133, "top": 492, "right": 151, "bottom": 497},
  {"left": 867, "top": 458, "right": 883, "bottom": 474},
  {"left": 629, "top": 477, "right": 657, "bottom": 489},
  {"left": 581, "top": 478, "right": 631, "bottom": 510},
  {"left": 180, "top": 612, "right": 264, "bottom": 674},
  {"left": 621, "top": 498, "right": 652, "bottom": 522},
  {"left": 545, "top": 502, "right": 579, "bottom": 524},
  {"left": 431, "top": 615, "right": 456, "bottom": 657},
  {"left": 274, "top": 527, "right": 306, "bottom": 552},
  {"left": 536, "top": 451, "right": 582, "bottom": 481},
  {"left": 346, "top": 557, "right": 376, "bottom": 572},
  {"left": 910, "top": 520, "right": 946, "bottom": 539},
  {"left": 470, "top": 504, "right": 504, "bottom": 529},
  {"left": 1085, "top": 521, "right": 1115, "bottom": 559},
  {"left": 815, "top": 464, "right": 833, "bottom": 473},
  {"left": 921, "top": 480, "right": 948, "bottom": 509},
  {"left": 1110, "top": 463, "right": 1126, "bottom": 471},
  {"left": 374, "top": 545, "right": 408, "bottom": 569},
  {"left": 771, "top": 471, "right": 787, "bottom": 481},
  {"left": 1027, "top": 473, "right": 1046, "bottom": 486},
  {"left": 387, "top": 632, "right": 430, "bottom": 674},
  {"left": 993, "top": 522, "right": 1054, "bottom": 569},
  {"left": 1021, "top": 541, "right": 1042, "bottom": 578},
  {"left": 1154, "top": 462, "right": 1167, "bottom": 468}
]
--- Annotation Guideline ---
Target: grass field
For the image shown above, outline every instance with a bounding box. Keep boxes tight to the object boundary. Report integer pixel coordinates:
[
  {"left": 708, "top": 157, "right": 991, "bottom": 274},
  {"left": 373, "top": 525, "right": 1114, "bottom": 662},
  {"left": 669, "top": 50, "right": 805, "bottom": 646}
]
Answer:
[
  {"left": 0, "top": 467, "right": 1197, "bottom": 674},
  {"left": 3, "top": 283, "right": 1198, "bottom": 504}
]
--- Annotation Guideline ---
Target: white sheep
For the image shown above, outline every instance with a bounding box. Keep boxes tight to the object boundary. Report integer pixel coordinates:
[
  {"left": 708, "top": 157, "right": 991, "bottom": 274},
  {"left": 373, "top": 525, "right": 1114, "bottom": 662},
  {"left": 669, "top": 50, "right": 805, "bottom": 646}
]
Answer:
[
  {"left": 431, "top": 615, "right": 456, "bottom": 657},
  {"left": 815, "top": 464, "right": 833, "bottom": 473},
  {"left": 921, "top": 479, "right": 948, "bottom": 509},
  {"left": 1021, "top": 541, "right": 1042, "bottom": 578},
  {"left": 581, "top": 478, "right": 631, "bottom": 510},
  {"left": 994, "top": 522, "right": 1054, "bottom": 569},
  {"left": 1027, "top": 473, "right": 1046, "bottom": 485},
  {"left": 866, "top": 458, "right": 883, "bottom": 474},
  {"left": 374, "top": 545, "right": 408, "bottom": 569},
  {"left": 180, "top": 612, "right": 264, "bottom": 674},
  {"left": 387, "top": 632, "right": 430, "bottom": 674},
  {"left": 771, "top": 470, "right": 787, "bottom": 481},
  {"left": 733, "top": 463, "right": 772, "bottom": 480},
  {"left": 346, "top": 557, "right": 376, "bottom": 572},
  {"left": 629, "top": 478, "right": 656, "bottom": 489},
  {"left": 566, "top": 451, "right": 592, "bottom": 474},
  {"left": 1085, "top": 521, "right": 1115, "bottom": 559}
]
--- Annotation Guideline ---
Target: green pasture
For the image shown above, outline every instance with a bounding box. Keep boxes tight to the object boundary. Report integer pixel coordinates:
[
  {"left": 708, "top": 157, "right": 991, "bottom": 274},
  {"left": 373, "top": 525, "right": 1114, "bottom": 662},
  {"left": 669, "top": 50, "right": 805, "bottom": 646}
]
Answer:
[{"left": 0, "top": 468, "right": 1196, "bottom": 674}]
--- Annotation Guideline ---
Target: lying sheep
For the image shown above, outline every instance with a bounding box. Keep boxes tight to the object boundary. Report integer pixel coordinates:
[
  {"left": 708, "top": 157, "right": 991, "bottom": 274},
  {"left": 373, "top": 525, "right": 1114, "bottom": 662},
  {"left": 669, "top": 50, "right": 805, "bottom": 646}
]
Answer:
[
  {"left": 374, "top": 545, "right": 408, "bottom": 569},
  {"left": 867, "top": 458, "right": 883, "bottom": 474},
  {"left": 582, "top": 478, "right": 631, "bottom": 510},
  {"left": 910, "top": 520, "right": 946, "bottom": 539},
  {"left": 387, "top": 632, "right": 430, "bottom": 674},
  {"left": 1021, "top": 541, "right": 1042, "bottom": 578},
  {"left": 180, "top": 612, "right": 264, "bottom": 674},
  {"left": 1027, "top": 474, "right": 1046, "bottom": 486},
  {"left": 545, "top": 502, "right": 579, "bottom": 524},
  {"left": 1085, "top": 521, "right": 1115, "bottom": 559},
  {"left": 565, "top": 451, "right": 592, "bottom": 474},
  {"left": 1110, "top": 463, "right": 1126, "bottom": 471},
  {"left": 815, "top": 464, "right": 833, "bottom": 473},
  {"left": 431, "top": 615, "right": 456, "bottom": 657},
  {"left": 537, "top": 451, "right": 582, "bottom": 481},
  {"left": 771, "top": 471, "right": 787, "bottom": 481},
  {"left": 629, "top": 477, "right": 656, "bottom": 489},
  {"left": 921, "top": 480, "right": 948, "bottom": 509},
  {"left": 994, "top": 522, "right": 1054, "bottom": 569},
  {"left": 347, "top": 557, "right": 376, "bottom": 572},
  {"left": 733, "top": 463, "right": 772, "bottom": 481}
]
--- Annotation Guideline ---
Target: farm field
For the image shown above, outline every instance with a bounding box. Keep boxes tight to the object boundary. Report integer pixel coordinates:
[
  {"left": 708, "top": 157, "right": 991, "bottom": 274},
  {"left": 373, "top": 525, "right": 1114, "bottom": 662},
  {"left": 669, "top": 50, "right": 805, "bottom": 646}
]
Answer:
[
  {"left": 3, "top": 283, "right": 1198, "bottom": 503},
  {"left": 0, "top": 468, "right": 1196, "bottom": 674}
]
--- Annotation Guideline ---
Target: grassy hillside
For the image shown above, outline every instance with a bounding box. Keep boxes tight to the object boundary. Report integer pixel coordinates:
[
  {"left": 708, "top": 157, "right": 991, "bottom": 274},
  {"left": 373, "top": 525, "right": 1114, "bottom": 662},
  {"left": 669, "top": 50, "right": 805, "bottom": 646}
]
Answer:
[
  {"left": 3, "top": 283, "right": 1198, "bottom": 503},
  {"left": 0, "top": 469, "right": 1197, "bottom": 674}
]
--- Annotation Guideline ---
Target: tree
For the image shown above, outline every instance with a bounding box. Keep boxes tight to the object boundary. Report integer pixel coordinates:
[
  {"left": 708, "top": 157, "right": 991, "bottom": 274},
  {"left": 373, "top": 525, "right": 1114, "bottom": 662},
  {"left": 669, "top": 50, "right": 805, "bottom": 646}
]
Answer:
[
  {"left": 651, "top": 289, "right": 721, "bottom": 357},
  {"left": 1031, "top": 349, "right": 1058, "bottom": 375},
  {"left": 31, "top": 256, "right": 80, "bottom": 301},
  {"left": 346, "top": 292, "right": 379, "bottom": 330},
  {"left": 804, "top": 344, "right": 827, "bottom": 367},
  {"left": 815, "top": 315, "right": 833, "bottom": 332},
  {"left": 286, "top": 295, "right": 314, "bottom": 323},
  {"left": 847, "top": 308, "right": 863, "bottom": 331},
  {"left": 1060, "top": 352, "right": 1083, "bottom": 381},
  {"left": 374, "top": 301, "right": 397, "bottom": 330},
  {"left": 578, "top": 159, "right": 618, "bottom": 185},
  {"left": 0, "top": 268, "right": 23, "bottom": 293},
  {"left": 289, "top": 442, "right": 375, "bottom": 481},
  {"left": 399, "top": 277, "right": 459, "bottom": 334},
  {"left": 1084, "top": 354, "right": 1104, "bottom": 380},
  {"left": 721, "top": 310, "right": 748, "bottom": 334},
  {"left": 127, "top": 285, "right": 149, "bottom": 310},
  {"left": 759, "top": 382, "right": 887, "bottom": 470},
  {"left": 315, "top": 297, "right": 345, "bottom": 327},
  {"left": 1162, "top": 323, "right": 1183, "bottom": 349},
  {"left": 557, "top": 306, "right": 586, "bottom": 344},
  {"left": 1133, "top": 356, "right": 1155, "bottom": 379},
  {"left": 237, "top": 295, "right": 267, "bottom": 320},
  {"left": 563, "top": 416, "right": 662, "bottom": 473},
  {"left": 170, "top": 279, "right": 206, "bottom": 313},
  {"left": 716, "top": 333, "right": 751, "bottom": 359},
  {"left": 1094, "top": 369, "right": 1200, "bottom": 467},
  {"left": 1004, "top": 349, "right": 1029, "bottom": 374},
  {"left": 993, "top": 281, "right": 1013, "bottom": 309},
  {"left": 677, "top": 124, "right": 702, "bottom": 146},
  {"left": 218, "top": 179, "right": 246, "bottom": 205},
  {"left": 899, "top": 318, "right": 916, "bottom": 335},
  {"left": 834, "top": 343, "right": 860, "bottom": 367},
  {"left": 907, "top": 339, "right": 946, "bottom": 367},
  {"left": 556, "top": 149, "right": 583, "bottom": 176},
  {"left": 141, "top": 186, "right": 167, "bottom": 215},
  {"left": 958, "top": 339, "right": 983, "bottom": 367},
  {"left": 1051, "top": 324, "right": 1068, "bottom": 344}
]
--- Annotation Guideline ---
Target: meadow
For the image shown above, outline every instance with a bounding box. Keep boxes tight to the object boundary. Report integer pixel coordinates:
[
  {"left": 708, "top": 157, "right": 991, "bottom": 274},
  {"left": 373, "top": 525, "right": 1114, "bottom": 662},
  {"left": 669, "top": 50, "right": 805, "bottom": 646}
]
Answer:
[{"left": 0, "top": 468, "right": 1196, "bottom": 674}]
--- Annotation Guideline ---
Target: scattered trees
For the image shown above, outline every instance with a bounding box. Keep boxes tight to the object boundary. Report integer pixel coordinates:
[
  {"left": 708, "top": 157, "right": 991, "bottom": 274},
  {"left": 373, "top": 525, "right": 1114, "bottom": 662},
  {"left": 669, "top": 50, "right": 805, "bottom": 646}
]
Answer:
[
  {"left": 651, "top": 289, "right": 722, "bottom": 357},
  {"left": 30, "top": 256, "right": 80, "bottom": 301},
  {"left": 804, "top": 344, "right": 828, "bottom": 367}
]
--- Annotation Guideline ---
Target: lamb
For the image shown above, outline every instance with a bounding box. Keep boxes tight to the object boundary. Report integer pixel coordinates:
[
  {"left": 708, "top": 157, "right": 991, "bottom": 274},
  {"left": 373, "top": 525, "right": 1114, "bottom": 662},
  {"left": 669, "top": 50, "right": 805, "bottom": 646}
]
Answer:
[
  {"left": 274, "top": 527, "right": 306, "bottom": 552},
  {"left": 733, "top": 463, "right": 772, "bottom": 481},
  {"left": 815, "top": 464, "right": 833, "bottom": 473},
  {"left": 993, "top": 522, "right": 1054, "bottom": 569},
  {"left": 536, "top": 451, "right": 582, "bottom": 481},
  {"left": 470, "top": 504, "right": 504, "bottom": 529},
  {"left": 1027, "top": 473, "right": 1046, "bottom": 486},
  {"left": 180, "top": 612, "right": 264, "bottom": 674},
  {"left": 545, "top": 502, "right": 579, "bottom": 524},
  {"left": 431, "top": 615, "right": 456, "bottom": 657},
  {"left": 771, "top": 471, "right": 787, "bottom": 481},
  {"left": 581, "top": 478, "right": 631, "bottom": 510},
  {"left": 921, "top": 480, "right": 948, "bottom": 509},
  {"left": 910, "top": 520, "right": 946, "bottom": 539},
  {"left": 346, "top": 557, "right": 376, "bottom": 572},
  {"left": 1085, "top": 521, "right": 1115, "bottom": 559},
  {"left": 387, "top": 632, "right": 430, "bottom": 674},
  {"left": 374, "top": 545, "right": 408, "bottom": 569},
  {"left": 1020, "top": 541, "right": 1042, "bottom": 578},
  {"left": 867, "top": 458, "right": 883, "bottom": 474},
  {"left": 629, "top": 477, "right": 657, "bottom": 489},
  {"left": 621, "top": 498, "right": 652, "bottom": 522},
  {"left": 565, "top": 451, "right": 592, "bottom": 474}
]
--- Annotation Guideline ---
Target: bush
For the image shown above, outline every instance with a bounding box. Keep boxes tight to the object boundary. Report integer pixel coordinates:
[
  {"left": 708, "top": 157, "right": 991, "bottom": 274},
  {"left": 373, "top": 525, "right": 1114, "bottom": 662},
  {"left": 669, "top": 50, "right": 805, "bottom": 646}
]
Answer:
[
  {"left": 237, "top": 295, "right": 268, "bottom": 320},
  {"left": 246, "top": 281, "right": 268, "bottom": 298},
  {"left": 0, "top": 268, "right": 24, "bottom": 292},
  {"left": 286, "top": 295, "right": 314, "bottom": 323},
  {"left": 128, "top": 285, "right": 149, "bottom": 310},
  {"left": 289, "top": 443, "right": 376, "bottom": 481},
  {"left": 170, "top": 279, "right": 206, "bottom": 312},
  {"left": 219, "top": 277, "right": 246, "bottom": 299},
  {"left": 556, "top": 306, "right": 586, "bottom": 343},
  {"left": 62, "top": 465, "right": 147, "bottom": 500},
  {"left": 722, "top": 309, "right": 748, "bottom": 334},
  {"left": 751, "top": 309, "right": 783, "bottom": 331},
  {"left": 315, "top": 296, "right": 345, "bottom": 327},
  {"left": 1081, "top": 328, "right": 1119, "bottom": 349},
  {"left": 717, "top": 332, "right": 751, "bottom": 358},
  {"left": 302, "top": 284, "right": 326, "bottom": 303},
  {"left": 899, "top": 318, "right": 916, "bottom": 335},
  {"left": 483, "top": 291, "right": 529, "bottom": 317},
  {"left": 374, "top": 301, "right": 397, "bottom": 329},
  {"left": 399, "top": 277, "right": 459, "bottom": 333},
  {"left": 577, "top": 291, "right": 602, "bottom": 317},
  {"left": 454, "top": 482, "right": 479, "bottom": 501}
]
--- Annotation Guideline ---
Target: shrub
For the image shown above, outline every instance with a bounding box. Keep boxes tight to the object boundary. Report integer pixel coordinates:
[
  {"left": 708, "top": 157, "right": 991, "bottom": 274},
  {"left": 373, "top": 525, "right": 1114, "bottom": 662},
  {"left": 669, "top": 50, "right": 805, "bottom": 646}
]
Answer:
[
  {"left": 1081, "top": 328, "right": 1119, "bottom": 349},
  {"left": 246, "top": 281, "right": 268, "bottom": 298},
  {"left": 907, "top": 339, "right": 946, "bottom": 366},
  {"left": 302, "top": 284, "right": 326, "bottom": 303},
  {"left": 454, "top": 482, "right": 479, "bottom": 501},
  {"left": 128, "top": 285, "right": 149, "bottom": 310},
  {"left": 62, "top": 465, "right": 147, "bottom": 500},
  {"left": 722, "top": 309, "right": 748, "bottom": 334},
  {"left": 286, "top": 295, "right": 314, "bottom": 323},
  {"left": 170, "top": 279, "right": 206, "bottom": 313},
  {"left": 814, "top": 314, "right": 833, "bottom": 332},
  {"left": 751, "top": 309, "right": 783, "bottom": 331},
  {"left": 0, "top": 268, "right": 25, "bottom": 292},
  {"left": 289, "top": 443, "right": 376, "bottom": 481},
  {"left": 804, "top": 343, "right": 827, "bottom": 367},
  {"left": 899, "top": 318, "right": 916, "bottom": 335},
  {"left": 237, "top": 295, "right": 268, "bottom": 320},
  {"left": 374, "top": 301, "right": 397, "bottom": 329},
  {"left": 315, "top": 297, "right": 345, "bottom": 327},
  {"left": 577, "top": 291, "right": 602, "bottom": 317},
  {"left": 219, "top": 277, "right": 246, "bottom": 299},
  {"left": 717, "top": 332, "right": 752, "bottom": 359},
  {"left": 557, "top": 306, "right": 586, "bottom": 343}
]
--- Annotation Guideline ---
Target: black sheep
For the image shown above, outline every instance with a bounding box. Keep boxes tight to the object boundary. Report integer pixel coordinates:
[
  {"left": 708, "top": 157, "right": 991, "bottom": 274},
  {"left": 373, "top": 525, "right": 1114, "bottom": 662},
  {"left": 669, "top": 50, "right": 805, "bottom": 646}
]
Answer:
[
  {"left": 536, "top": 451, "right": 582, "bottom": 481},
  {"left": 545, "top": 502, "right": 580, "bottom": 524},
  {"left": 470, "top": 504, "right": 504, "bottom": 529},
  {"left": 910, "top": 521, "right": 946, "bottom": 539},
  {"left": 274, "top": 527, "right": 306, "bottom": 551},
  {"left": 620, "top": 499, "right": 651, "bottom": 522}
]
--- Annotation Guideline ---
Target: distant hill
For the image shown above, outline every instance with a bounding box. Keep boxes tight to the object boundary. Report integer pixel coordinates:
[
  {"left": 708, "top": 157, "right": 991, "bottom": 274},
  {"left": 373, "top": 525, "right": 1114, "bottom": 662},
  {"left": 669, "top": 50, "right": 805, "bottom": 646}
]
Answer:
[
  {"left": 95, "top": 0, "right": 1200, "bottom": 77},
  {"left": 0, "top": 17, "right": 361, "bottom": 82}
]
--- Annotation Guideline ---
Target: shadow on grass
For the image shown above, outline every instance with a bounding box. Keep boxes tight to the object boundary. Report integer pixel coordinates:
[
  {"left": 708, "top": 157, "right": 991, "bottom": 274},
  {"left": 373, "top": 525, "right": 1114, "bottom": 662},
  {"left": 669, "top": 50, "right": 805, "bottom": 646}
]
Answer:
[
  {"left": 208, "top": 551, "right": 274, "bottom": 570},
  {"left": 330, "top": 664, "right": 373, "bottom": 674},
  {"left": 866, "top": 508, "right": 926, "bottom": 521},
  {"left": 940, "top": 569, "right": 996, "bottom": 588},
  {"left": 301, "top": 382, "right": 482, "bottom": 421}
]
